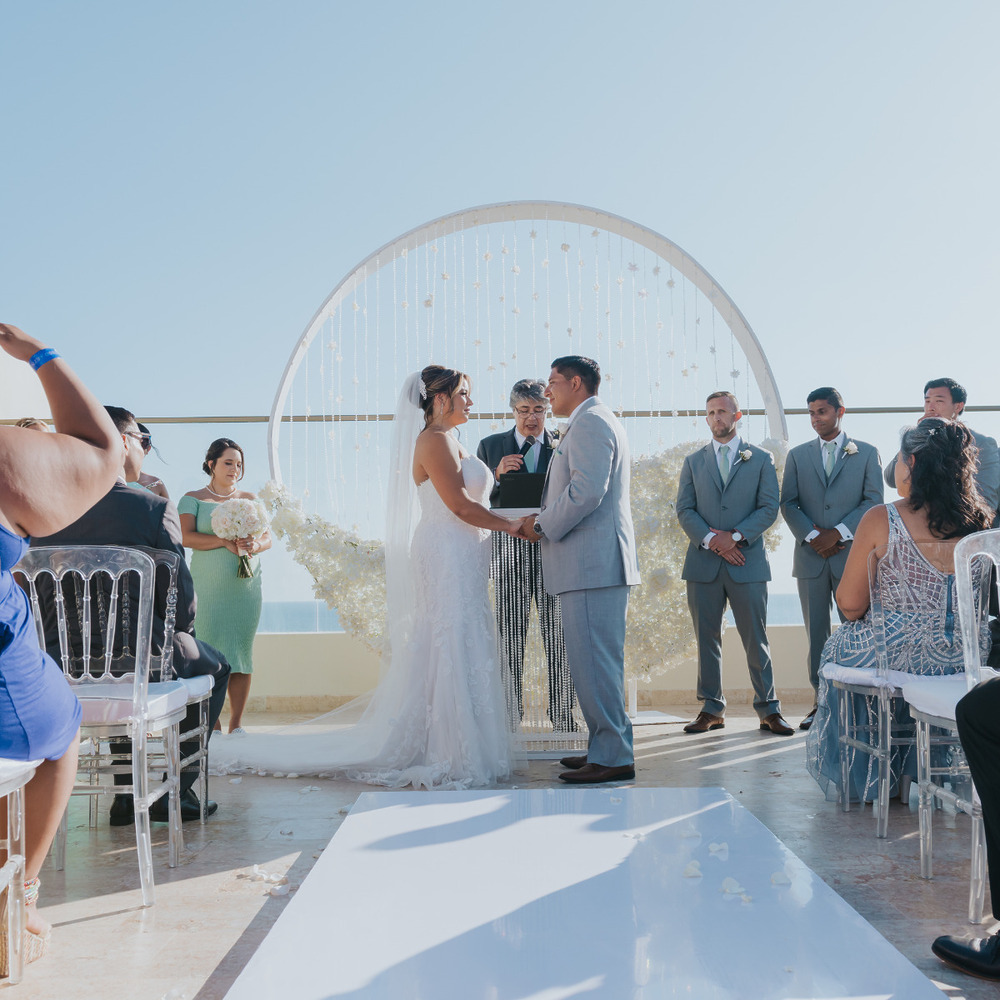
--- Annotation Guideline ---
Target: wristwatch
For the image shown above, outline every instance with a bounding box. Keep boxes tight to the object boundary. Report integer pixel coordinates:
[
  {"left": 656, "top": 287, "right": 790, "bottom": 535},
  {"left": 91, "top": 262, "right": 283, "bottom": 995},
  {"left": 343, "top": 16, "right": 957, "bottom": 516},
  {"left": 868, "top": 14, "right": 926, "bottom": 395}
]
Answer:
[
  {"left": 731, "top": 531, "right": 744, "bottom": 544},
  {"left": 532, "top": 520, "right": 544, "bottom": 537}
]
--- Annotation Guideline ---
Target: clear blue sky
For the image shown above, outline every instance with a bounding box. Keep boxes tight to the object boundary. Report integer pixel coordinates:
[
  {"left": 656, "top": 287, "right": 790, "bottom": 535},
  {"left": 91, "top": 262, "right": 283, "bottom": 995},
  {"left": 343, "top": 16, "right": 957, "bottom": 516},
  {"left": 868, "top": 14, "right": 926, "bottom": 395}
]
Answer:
[{"left": 4, "top": 1, "right": 999, "bottom": 603}]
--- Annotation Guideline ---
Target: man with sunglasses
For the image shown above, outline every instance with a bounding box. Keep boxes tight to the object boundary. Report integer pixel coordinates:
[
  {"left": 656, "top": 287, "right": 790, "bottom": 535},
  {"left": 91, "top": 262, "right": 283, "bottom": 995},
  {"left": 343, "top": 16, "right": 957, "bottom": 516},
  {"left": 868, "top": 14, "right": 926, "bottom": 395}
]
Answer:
[{"left": 477, "top": 378, "right": 575, "bottom": 731}]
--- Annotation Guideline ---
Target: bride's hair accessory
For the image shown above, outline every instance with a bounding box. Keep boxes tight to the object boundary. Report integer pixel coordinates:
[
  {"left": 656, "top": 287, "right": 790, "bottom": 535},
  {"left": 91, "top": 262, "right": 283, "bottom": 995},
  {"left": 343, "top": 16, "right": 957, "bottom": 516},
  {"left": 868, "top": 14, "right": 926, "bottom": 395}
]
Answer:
[{"left": 418, "top": 378, "right": 427, "bottom": 400}]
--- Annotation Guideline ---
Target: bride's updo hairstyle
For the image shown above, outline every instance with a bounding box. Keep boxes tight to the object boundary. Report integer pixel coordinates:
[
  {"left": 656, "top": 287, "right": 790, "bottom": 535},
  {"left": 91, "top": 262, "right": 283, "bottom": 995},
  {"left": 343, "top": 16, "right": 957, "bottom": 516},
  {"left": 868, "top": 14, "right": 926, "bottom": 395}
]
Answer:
[
  {"left": 899, "top": 417, "right": 993, "bottom": 538},
  {"left": 418, "top": 365, "right": 469, "bottom": 426}
]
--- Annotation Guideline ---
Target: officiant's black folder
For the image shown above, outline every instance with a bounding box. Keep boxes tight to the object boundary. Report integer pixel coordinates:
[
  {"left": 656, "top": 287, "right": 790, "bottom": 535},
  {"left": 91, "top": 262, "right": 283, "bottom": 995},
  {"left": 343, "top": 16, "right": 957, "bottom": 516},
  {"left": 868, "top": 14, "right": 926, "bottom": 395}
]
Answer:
[{"left": 497, "top": 472, "right": 545, "bottom": 509}]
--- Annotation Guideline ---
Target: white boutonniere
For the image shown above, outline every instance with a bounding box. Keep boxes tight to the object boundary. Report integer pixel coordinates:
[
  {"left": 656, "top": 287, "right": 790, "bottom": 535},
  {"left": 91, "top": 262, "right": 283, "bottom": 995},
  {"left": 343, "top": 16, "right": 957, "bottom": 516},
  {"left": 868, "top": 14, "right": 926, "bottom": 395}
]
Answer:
[
  {"left": 739, "top": 449, "right": 752, "bottom": 462},
  {"left": 549, "top": 422, "right": 570, "bottom": 446},
  {"left": 843, "top": 441, "right": 858, "bottom": 456}
]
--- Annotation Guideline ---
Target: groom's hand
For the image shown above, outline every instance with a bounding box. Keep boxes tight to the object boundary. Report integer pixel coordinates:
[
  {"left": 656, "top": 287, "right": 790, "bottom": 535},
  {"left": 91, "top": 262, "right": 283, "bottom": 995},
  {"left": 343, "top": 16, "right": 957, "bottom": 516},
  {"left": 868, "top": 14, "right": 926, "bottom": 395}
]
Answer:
[
  {"left": 519, "top": 515, "right": 540, "bottom": 542},
  {"left": 708, "top": 529, "right": 745, "bottom": 566}
]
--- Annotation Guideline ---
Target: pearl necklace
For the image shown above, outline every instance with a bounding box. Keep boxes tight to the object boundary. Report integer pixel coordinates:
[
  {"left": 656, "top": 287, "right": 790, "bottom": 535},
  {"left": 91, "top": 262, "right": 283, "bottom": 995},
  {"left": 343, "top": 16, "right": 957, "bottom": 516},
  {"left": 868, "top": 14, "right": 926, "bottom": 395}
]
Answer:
[{"left": 206, "top": 482, "right": 237, "bottom": 499}]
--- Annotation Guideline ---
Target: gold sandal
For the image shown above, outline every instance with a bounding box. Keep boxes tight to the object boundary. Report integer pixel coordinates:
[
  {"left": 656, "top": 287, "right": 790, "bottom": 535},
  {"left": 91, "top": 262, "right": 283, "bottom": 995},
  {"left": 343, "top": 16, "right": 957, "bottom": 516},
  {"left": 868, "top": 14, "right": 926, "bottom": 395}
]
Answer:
[{"left": 0, "top": 877, "right": 49, "bottom": 978}]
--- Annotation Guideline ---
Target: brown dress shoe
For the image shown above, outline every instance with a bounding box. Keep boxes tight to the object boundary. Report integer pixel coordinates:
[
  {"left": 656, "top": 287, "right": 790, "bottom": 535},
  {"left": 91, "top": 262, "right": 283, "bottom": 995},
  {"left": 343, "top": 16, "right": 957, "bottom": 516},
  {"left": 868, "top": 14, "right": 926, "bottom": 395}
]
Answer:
[
  {"left": 760, "top": 713, "right": 795, "bottom": 736},
  {"left": 798, "top": 708, "right": 818, "bottom": 731},
  {"left": 560, "top": 755, "right": 588, "bottom": 770},
  {"left": 683, "top": 712, "right": 725, "bottom": 734},
  {"left": 559, "top": 762, "right": 635, "bottom": 784}
]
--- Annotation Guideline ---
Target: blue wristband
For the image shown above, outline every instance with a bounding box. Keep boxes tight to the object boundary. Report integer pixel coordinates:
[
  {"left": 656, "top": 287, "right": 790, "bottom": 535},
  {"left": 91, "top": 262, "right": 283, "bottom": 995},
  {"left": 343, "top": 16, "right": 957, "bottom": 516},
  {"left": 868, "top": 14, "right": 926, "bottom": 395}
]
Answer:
[{"left": 28, "top": 348, "right": 60, "bottom": 371}]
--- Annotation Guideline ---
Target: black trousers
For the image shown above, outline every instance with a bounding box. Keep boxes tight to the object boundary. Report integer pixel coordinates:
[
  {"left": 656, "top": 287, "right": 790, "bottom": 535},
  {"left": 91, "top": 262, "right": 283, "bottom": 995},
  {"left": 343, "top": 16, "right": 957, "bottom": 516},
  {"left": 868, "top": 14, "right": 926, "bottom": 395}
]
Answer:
[{"left": 956, "top": 676, "right": 1000, "bottom": 919}]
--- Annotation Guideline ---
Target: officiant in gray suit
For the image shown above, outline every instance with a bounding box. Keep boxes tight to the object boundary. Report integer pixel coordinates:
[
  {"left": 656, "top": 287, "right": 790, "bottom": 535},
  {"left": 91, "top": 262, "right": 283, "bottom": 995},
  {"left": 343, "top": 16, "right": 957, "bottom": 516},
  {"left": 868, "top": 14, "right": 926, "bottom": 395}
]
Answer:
[
  {"left": 677, "top": 391, "right": 792, "bottom": 736},
  {"left": 780, "top": 387, "right": 883, "bottom": 730},
  {"left": 476, "top": 378, "right": 574, "bottom": 731},
  {"left": 520, "top": 356, "right": 640, "bottom": 784}
]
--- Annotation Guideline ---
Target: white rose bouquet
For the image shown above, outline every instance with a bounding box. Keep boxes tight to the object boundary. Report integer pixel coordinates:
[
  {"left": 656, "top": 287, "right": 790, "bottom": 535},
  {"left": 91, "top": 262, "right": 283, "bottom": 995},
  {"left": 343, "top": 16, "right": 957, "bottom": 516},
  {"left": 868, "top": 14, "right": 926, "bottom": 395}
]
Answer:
[{"left": 211, "top": 498, "right": 270, "bottom": 578}]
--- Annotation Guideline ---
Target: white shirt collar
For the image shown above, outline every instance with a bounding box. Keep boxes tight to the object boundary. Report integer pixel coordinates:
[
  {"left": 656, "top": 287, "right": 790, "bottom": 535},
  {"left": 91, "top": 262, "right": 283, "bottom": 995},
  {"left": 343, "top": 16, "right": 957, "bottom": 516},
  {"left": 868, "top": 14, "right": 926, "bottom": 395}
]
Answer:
[
  {"left": 564, "top": 397, "right": 592, "bottom": 427},
  {"left": 819, "top": 430, "right": 846, "bottom": 452},
  {"left": 514, "top": 429, "right": 543, "bottom": 449},
  {"left": 713, "top": 437, "right": 739, "bottom": 457}
]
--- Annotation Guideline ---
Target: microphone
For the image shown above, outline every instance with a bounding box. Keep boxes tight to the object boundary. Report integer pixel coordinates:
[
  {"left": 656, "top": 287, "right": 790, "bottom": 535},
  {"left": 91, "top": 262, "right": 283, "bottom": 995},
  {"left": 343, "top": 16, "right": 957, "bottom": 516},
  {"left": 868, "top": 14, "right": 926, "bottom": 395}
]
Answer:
[{"left": 519, "top": 435, "right": 535, "bottom": 457}]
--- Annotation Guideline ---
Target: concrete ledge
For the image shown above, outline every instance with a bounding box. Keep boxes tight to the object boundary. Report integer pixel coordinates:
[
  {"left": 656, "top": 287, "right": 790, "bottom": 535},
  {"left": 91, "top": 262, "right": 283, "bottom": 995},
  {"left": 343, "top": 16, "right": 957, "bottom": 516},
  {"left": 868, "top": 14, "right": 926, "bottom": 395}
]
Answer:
[{"left": 245, "top": 624, "right": 814, "bottom": 715}]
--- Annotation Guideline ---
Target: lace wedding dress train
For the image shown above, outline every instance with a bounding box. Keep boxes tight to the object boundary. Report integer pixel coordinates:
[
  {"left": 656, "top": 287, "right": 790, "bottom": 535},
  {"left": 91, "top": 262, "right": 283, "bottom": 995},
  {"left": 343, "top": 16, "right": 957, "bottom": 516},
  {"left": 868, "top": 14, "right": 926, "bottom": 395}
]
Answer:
[{"left": 211, "top": 456, "right": 515, "bottom": 790}]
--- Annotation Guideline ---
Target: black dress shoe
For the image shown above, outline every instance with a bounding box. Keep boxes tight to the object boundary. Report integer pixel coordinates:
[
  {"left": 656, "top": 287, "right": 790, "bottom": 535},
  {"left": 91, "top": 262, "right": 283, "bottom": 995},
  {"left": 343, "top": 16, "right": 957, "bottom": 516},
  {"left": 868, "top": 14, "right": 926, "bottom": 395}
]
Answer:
[
  {"left": 799, "top": 708, "right": 818, "bottom": 731},
  {"left": 109, "top": 795, "right": 135, "bottom": 827},
  {"left": 560, "top": 755, "right": 587, "bottom": 770},
  {"left": 149, "top": 788, "right": 218, "bottom": 823},
  {"left": 932, "top": 931, "right": 1000, "bottom": 980},
  {"left": 760, "top": 713, "right": 795, "bottom": 736},
  {"left": 559, "top": 762, "right": 635, "bottom": 784}
]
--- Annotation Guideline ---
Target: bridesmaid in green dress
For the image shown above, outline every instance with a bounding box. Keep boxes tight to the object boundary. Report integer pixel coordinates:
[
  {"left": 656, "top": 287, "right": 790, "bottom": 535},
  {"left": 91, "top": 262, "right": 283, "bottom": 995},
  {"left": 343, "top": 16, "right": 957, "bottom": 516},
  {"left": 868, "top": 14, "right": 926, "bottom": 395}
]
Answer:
[{"left": 178, "top": 438, "right": 271, "bottom": 734}]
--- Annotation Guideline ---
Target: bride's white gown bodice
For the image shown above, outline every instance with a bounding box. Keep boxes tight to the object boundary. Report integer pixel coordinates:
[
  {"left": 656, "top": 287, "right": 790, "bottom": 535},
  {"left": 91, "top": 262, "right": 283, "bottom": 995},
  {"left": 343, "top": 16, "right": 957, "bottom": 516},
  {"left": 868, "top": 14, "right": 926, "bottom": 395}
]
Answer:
[{"left": 214, "top": 456, "right": 513, "bottom": 790}]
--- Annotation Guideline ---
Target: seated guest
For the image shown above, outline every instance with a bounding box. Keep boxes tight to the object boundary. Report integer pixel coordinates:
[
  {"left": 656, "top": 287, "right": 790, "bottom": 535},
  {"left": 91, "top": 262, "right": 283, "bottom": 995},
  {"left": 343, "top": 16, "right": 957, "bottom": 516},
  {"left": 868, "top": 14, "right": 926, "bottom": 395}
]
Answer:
[
  {"left": 806, "top": 419, "right": 993, "bottom": 802},
  {"left": 933, "top": 676, "right": 1000, "bottom": 979},
  {"left": 476, "top": 378, "right": 575, "bottom": 730},
  {"left": 132, "top": 421, "right": 169, "bottom": 498},
  {"left": 32, "top": 406, "right": 231, "bottom": 825},
  {"left": 0, "top": 324, "right": 122, "bottom": 968}
]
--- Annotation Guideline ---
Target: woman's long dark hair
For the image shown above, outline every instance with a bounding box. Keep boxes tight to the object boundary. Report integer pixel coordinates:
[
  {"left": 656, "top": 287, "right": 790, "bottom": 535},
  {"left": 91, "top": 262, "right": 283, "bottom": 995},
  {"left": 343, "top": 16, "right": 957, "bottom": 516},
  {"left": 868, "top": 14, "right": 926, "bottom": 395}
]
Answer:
[{"left": 900, "top": 418, "right": 994, "bottom": 538}]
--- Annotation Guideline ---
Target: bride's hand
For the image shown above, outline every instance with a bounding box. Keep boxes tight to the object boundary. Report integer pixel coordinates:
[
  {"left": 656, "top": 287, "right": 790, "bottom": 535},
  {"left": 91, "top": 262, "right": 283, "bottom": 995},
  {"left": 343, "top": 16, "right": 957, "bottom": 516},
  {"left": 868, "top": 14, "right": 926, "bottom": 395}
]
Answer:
[{"left": 503, "top": 517, "right": 526, "bottom": 538}]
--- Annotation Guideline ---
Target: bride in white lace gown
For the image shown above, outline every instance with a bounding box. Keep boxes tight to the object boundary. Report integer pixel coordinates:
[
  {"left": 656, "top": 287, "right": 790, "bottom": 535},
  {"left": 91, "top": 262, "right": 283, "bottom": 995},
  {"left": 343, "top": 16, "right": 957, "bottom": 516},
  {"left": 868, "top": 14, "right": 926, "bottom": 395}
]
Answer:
[{"left": 213, "top": 367, "right": 525, "bottom": 789}]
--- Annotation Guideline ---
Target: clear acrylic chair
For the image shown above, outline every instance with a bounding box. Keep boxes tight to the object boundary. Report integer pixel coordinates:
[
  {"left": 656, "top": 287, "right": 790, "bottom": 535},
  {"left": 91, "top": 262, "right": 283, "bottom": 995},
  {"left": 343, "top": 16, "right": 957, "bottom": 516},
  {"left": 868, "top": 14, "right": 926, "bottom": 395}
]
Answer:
[
  {"left": 823, "top": 540, "right": 966, "bottom": 838},
  {"left": 901, "top": 528, "right": 997, "bottom": 924},
  {"left": 135, "top": 547, "right": 213, "bottom": 820},
  {"left": 0, "top": 757, "right": 40, "bottom": 984},
  {"left": 16, "top": 546, "right": 189, "bottom": 907}
]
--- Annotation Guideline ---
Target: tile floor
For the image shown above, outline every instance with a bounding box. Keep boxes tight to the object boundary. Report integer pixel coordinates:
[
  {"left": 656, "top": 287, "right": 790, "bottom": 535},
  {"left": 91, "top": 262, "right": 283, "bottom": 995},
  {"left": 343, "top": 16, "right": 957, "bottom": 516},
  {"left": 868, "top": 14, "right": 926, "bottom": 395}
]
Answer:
[{"left": 12, "top": 703, "right": 996, "bottom": 999}]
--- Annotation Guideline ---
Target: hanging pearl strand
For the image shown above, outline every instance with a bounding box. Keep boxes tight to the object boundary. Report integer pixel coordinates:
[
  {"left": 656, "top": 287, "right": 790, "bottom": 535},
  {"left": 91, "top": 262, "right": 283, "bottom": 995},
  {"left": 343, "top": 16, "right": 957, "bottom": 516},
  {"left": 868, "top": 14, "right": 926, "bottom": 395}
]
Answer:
[{"left": 206, "top": 479, "right": 237, "bottom": 499}]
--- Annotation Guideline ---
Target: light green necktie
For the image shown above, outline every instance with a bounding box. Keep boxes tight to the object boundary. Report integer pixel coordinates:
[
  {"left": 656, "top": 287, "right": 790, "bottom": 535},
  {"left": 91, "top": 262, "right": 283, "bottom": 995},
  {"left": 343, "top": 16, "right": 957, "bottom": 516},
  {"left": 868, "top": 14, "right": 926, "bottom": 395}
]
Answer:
[
  {"left": 824, "top": 441, "right": 837, "bottom": 478},
  {"left": 525, "top": 445, "right": 536, "bottom": 473},
  {"left": 719, "top": 445, "right": 730, "bottom": 482}
]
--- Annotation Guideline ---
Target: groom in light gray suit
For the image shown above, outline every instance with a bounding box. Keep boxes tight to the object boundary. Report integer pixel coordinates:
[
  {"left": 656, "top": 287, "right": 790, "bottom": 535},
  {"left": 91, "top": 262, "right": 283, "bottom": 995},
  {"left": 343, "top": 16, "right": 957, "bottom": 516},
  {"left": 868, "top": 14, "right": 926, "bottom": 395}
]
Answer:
[
  {"left": 677, "top": 391, "right": 792, "bottom": 736},
  {"left": 520, "top": 356, "right": 640, "bottom": 784},
  {"left": 780, "top": 387, "right": 883, "bottom": 730}
]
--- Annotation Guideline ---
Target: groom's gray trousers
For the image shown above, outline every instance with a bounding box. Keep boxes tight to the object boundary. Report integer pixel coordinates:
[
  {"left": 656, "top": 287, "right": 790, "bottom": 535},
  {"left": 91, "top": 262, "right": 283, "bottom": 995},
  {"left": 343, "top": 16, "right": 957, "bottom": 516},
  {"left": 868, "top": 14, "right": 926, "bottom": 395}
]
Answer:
[{"left": 558, "top": 584, "right": 633, "bottom": 767}]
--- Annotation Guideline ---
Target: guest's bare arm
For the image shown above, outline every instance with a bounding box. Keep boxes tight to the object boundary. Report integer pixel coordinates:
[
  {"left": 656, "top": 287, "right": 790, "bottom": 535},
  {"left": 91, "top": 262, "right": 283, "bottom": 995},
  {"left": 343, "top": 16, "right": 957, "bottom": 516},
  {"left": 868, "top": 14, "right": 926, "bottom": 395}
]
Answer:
[
  {"left": 415, "top": 430, "right": 522, "bottom": 535},
  {"left": 178, "top": 510, "right": 238, "bottom": 553},
  {"left": 835, "top": 505, "right": 889, "bottom": 620},
  {"left": 0, "top": 324, "right": 122, "bottom": 537}
]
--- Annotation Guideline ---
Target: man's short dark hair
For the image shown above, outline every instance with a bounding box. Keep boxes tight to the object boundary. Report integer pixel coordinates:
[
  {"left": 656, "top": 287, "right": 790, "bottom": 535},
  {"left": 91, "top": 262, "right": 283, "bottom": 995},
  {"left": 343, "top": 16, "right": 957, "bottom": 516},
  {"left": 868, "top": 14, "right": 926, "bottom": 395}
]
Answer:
[
  {"left": 551, "top": 356, "right": 600, "bottom": 395},
  {"left": 806, "top": 387, "right": 844, "bottom": 409},
  {"left": 104, "top": 405, "right": 137, "bottom": 435},
  {"left": 706, "top": 390, "right": 739, "bottom": 410},
  {"left": 924, "top": 378, "right": 967, "bottom": 406}
]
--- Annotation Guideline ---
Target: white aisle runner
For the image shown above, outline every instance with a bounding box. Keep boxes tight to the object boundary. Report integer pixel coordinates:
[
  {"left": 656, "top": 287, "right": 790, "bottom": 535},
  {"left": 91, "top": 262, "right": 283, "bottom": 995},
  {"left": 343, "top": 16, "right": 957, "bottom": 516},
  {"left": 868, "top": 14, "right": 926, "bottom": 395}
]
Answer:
[{"left": 225, "top": 787, "right": 945, "bottom": 1000}]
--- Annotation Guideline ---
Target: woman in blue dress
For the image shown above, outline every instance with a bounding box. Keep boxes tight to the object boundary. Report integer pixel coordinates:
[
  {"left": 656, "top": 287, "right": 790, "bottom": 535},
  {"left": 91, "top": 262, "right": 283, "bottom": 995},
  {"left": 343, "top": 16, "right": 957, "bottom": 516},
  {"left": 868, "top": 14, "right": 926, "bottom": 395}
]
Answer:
[
  {"left": 806, "top": 418, "right": 994, "bottom": 802},
  {"left": 0, "top": 324, "right": 122, "bottom": 968}
]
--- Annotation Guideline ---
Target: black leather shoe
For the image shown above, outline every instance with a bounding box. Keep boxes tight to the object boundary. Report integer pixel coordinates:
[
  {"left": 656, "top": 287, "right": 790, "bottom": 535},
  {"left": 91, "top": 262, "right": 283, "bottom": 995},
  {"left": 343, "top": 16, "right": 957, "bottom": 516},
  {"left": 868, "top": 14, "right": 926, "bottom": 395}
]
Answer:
[
  {"left": 799, "top": 708, "right": 818, "bottom": 731},
  {"left": 149, "top": 788, "right": 218, "bottom": 823},
  {"left": 932, "top": 931, "right": 1000, "bottom": 980},
  {"left": 109, "top": 795, "right": 135, "bottom": 827},
  {"left": 559, "top": 755, "right": 587, "bottom": 770},
  {"left": 559, "top": 762, "right": 635, "bottom": 784},
  {"left": 760, "top": 713, "right": 795, "bottom": 736}
]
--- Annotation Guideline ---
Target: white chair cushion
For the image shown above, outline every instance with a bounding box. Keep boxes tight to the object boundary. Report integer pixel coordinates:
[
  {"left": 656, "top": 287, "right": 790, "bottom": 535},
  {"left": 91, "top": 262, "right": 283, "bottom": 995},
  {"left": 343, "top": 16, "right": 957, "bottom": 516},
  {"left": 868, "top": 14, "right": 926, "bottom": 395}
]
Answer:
[
  {"left": 819, "top": 662, "right": 915, "bottom": 691},
  {"left": 176, "top": 674, "right": 214, "bottom": 700},
  {"left": 73, "top": 680, "right": 189, "bottom": 726},
  {"left": 0, "top": 758, "right": 42, "bottom": 796},
  {"left": 902, "top": 667, "right": 1000, "bottom": 721},
  {"left": 900, "top": 675, "right": 966, "bottom": 722}
]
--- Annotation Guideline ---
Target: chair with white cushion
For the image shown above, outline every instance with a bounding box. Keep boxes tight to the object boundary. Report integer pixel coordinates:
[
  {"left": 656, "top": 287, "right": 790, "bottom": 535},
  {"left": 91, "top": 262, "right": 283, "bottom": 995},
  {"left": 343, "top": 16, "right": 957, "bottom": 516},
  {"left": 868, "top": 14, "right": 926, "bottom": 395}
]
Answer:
[
  {"left": 135, "top": 547, "right": 213, "bottom": 820},
  {"left": 0, "top": 757, "right": 40, "bottom": 983},
  {"left": 901, "top": 528, "right": 997, "bottom": 924},
  {"left": 17, "top": 546, "right": 188, "bottom": 907}
]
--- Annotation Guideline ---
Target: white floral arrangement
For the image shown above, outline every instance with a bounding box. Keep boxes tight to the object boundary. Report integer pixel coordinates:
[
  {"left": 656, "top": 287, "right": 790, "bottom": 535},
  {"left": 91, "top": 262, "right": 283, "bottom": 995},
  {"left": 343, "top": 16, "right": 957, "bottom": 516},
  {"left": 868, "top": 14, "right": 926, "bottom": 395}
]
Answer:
[
  {"left": 262, "top": 436, "right": 787, "bottom": 680},
  {"left": 211, "top": 498, "right": 270, "bottom": 578},
  {"left": 258, "top": 482, "right": 386, "bottom": 654},
  {"left": 843, "top": 441, "right": 858, "bottom": 456}
]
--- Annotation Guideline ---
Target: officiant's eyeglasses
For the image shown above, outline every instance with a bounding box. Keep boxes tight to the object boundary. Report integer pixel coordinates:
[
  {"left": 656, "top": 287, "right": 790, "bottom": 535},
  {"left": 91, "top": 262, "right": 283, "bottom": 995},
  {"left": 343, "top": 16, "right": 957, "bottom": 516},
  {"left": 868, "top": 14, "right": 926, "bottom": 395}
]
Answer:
[{"left": 514, "top": 406, "right": 547, "bottom": 416}]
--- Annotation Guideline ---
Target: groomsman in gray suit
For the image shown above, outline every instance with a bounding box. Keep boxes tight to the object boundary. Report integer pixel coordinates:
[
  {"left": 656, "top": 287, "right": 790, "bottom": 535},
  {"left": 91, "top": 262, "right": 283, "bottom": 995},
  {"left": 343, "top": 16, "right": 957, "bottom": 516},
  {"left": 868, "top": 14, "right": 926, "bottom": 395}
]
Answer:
[
  {"left": 780, "top": 387, "right": 883, "bottom": 730},
  {"left": 677, "top": 391, "right": 792, "bottom": 736},
  {"left": 520, "top": 356, "right": 641, "bottom": 784},
  {"left": 885, "top": 378, "right": 999, "bottom": 510}
]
